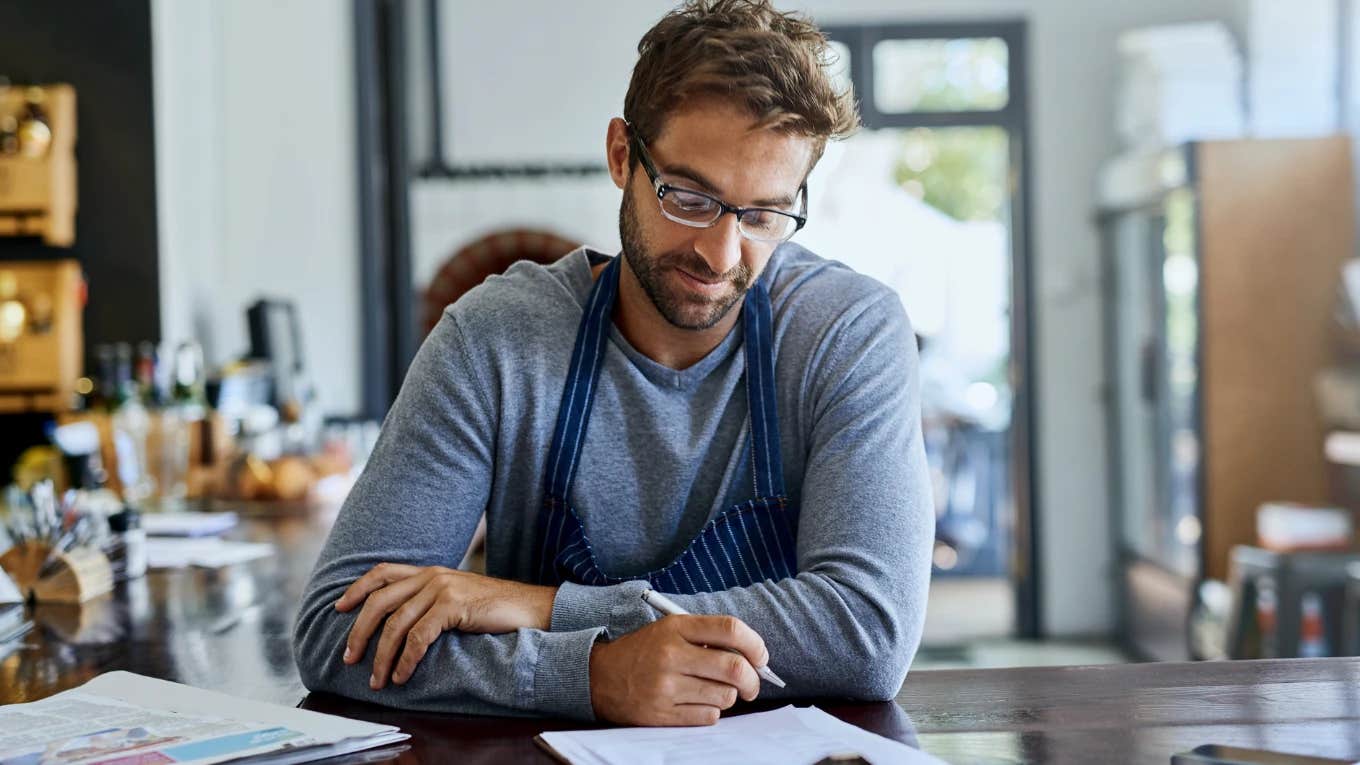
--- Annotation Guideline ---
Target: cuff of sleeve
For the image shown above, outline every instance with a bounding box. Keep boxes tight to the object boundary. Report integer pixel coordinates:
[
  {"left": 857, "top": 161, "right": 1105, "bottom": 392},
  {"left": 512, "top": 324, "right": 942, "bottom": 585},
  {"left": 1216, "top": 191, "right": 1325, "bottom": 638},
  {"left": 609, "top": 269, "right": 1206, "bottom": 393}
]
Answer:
[
  {"left": 551, "top": 579, "right": 652, "bottom": 637},
  {"left": 532, "top": 626, "right": 605, "bottom": 720}
]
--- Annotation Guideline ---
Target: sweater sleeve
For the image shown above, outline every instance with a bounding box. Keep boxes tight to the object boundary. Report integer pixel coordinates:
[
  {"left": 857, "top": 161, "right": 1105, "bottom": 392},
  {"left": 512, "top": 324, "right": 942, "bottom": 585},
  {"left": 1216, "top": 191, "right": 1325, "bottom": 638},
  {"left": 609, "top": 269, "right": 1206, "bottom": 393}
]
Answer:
[
  {"left": 550, "top": 291, "right": 933, "bottom": 701},
  {"left": 292, "top": 311, "right": 603, "bottom": 719}
]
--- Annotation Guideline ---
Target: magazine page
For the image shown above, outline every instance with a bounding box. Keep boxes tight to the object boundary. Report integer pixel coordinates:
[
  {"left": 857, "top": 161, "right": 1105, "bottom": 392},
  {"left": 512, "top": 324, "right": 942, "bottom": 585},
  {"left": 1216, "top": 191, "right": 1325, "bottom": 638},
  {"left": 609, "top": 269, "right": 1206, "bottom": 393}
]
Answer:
[{"left": 0, "top": 691, "right": 313, "bottom": 765}]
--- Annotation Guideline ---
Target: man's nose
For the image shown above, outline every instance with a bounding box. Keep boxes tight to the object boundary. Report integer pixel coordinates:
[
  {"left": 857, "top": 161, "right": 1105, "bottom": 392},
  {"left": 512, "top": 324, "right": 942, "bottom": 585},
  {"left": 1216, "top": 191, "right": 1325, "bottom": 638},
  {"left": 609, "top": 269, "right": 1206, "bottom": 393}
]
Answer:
[{"left": 692, "top": 213, "right": 744, "bottom": 277}]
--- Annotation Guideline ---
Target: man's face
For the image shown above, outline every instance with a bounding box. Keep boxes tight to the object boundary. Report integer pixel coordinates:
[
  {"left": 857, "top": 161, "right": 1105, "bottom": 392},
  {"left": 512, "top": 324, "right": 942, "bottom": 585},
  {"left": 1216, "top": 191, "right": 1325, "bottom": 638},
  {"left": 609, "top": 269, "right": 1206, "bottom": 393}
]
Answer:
[{"left": 615, "top": 102, "right": 814, "bottom": 331}]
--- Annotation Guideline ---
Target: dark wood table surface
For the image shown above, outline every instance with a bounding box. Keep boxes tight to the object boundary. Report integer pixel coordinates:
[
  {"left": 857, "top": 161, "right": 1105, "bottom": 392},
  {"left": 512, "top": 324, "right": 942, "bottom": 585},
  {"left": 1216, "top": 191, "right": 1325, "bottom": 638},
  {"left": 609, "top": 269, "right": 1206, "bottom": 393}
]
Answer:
[{"left": 4, "top": 506, "right": 1360, "bottom": 764}]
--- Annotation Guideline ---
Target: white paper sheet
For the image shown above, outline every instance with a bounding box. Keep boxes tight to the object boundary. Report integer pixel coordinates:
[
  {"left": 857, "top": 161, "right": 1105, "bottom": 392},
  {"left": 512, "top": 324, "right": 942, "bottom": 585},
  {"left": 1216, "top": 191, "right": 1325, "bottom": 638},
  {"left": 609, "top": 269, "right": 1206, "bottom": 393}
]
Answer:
[
  {"left": 145, "top": 537, "right": 274, "bottom": 568},
  {"left": 142, "top": 512, "right": 239, "bottom": 537},
  {"left": 537, "top": 705, "right": 945, "bottom": 765}
]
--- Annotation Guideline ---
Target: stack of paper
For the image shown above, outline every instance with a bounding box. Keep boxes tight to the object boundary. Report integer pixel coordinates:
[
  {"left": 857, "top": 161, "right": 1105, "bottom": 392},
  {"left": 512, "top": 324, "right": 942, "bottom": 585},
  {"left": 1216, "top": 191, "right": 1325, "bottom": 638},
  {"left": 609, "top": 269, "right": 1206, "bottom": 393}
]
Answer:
[
  {"left": 143, "top": 512, "right": 240, "bottom": 537},
  {"left": 537, "top": 705, "right": 945, "bottom": 765},
  {"left": 0, "top": 671, "right": 408, "bottom": 765},
  {"left": 139, "top": 511, "right": 270, "bottom": 569},
  {"left": 145, "top": 537, "right": 274, "bottom": 569}
]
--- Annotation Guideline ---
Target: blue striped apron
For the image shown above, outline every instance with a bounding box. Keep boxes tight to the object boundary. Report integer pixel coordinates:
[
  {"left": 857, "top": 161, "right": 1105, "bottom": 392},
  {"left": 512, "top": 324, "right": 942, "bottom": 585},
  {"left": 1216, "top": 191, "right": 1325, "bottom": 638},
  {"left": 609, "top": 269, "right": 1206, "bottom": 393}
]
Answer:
[{"left": 534, "top": 254, "right": 798, "bottom": 594}]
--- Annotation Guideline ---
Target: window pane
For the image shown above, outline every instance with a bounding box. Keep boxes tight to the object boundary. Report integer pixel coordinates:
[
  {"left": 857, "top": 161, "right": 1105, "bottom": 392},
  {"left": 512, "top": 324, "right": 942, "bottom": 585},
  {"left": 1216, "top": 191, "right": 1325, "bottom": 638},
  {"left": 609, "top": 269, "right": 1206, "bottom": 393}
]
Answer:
[{"left": 873, "top": 37, "right": 1009, "bottom": 113}]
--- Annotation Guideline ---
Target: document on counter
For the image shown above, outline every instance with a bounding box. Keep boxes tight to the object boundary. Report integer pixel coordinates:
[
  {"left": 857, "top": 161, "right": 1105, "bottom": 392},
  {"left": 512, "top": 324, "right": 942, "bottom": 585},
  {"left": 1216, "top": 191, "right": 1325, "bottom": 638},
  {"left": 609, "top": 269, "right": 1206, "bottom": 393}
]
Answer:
[
  {"left": 536, "top": 705, "right": 946, "bottom": 765},
  {"left": 0, "top": 671, "right": 408, "bottom": 765},
  {"left": 142, "top": 512, "right": 240, "bottom": 537},
  {"left": 145, "top": 538, "right": 274, "bottom": 569}
]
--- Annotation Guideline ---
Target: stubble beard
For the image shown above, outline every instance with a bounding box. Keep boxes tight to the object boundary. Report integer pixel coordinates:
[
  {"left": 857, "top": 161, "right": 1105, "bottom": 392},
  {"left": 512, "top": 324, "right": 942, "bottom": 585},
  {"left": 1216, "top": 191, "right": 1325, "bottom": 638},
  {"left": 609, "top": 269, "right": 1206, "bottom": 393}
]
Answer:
[{"left": 618, "top": 186, "right": 753, "bottom": 331}]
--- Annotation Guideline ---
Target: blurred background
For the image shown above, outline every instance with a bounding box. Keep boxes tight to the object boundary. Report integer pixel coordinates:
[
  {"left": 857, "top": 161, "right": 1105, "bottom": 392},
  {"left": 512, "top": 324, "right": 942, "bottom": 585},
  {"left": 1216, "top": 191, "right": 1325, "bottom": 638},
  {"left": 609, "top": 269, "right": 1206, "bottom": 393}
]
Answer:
[{"left": 1, "top": 0, "right": 1359, "bottom": 671}]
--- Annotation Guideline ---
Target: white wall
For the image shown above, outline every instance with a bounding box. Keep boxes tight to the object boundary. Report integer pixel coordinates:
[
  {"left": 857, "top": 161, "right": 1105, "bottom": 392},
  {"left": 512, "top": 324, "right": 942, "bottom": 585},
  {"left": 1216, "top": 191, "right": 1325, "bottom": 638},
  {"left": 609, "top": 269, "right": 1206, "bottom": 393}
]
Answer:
[
  {"left": 152, "top": 0, "right": 222, "bottom": 366},
  {"left": 406, "top": 0, "right": 1239, "bottom": 636},
  {"left": 153, "top": 0, "right": 360, "bottom": 417}
]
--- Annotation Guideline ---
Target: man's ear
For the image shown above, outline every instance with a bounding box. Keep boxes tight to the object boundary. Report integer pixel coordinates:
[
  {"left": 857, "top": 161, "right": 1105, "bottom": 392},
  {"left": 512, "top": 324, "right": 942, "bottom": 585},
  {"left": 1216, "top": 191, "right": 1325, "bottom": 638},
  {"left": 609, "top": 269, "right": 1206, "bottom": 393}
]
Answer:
[{"left": 606, "top": 118, "right": 631, "bottom": 191}]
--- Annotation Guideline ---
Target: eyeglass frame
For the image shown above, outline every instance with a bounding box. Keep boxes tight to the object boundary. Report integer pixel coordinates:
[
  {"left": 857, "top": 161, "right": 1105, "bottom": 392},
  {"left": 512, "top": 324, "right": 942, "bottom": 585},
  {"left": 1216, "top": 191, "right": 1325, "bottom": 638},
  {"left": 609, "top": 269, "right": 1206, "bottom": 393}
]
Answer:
[{"left": 624, "top": 121, "right": 809, "bottom": 243}]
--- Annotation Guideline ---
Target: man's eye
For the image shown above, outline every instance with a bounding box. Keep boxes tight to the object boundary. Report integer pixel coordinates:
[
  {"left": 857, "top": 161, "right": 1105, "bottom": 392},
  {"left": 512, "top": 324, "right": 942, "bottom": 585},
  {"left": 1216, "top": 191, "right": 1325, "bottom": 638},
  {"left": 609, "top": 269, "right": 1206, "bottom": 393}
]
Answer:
[
  {"left": 744, "top": 210, "right": 778, "bottom": 230},
  {"left": 669, "top": 191, "right": 715, "bottom": 212}
]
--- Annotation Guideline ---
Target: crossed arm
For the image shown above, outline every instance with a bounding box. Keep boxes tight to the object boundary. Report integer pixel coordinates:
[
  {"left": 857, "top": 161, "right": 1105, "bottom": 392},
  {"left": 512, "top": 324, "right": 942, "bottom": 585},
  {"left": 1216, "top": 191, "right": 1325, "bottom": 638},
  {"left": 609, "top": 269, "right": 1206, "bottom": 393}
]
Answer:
[{"left": 292, "top": 295, "right": 931, "bottom": 724}]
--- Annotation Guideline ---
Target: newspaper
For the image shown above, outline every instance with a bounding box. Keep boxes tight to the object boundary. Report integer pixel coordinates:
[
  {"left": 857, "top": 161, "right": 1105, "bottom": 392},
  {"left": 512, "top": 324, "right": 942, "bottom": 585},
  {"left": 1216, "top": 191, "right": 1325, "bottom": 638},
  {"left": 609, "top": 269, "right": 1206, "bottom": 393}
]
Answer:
[{"left": 0, "top": 672, "right": 407, "bottom": 765}]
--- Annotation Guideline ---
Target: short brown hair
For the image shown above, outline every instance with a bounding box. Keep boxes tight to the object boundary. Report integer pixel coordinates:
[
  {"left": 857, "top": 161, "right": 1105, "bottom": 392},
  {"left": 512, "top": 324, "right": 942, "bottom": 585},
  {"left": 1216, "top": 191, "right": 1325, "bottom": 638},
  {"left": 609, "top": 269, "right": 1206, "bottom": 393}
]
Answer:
[{"left": 623, "top": 0, "right": 859, "bottom": 169}]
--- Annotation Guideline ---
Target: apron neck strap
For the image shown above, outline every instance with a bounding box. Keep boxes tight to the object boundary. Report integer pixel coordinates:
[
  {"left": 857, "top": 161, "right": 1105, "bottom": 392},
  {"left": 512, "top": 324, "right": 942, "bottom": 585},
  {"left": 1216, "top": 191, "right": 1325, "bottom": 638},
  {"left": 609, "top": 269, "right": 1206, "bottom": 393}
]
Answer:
[
  {"left": 543, "top": 254, "right": 786, "bottom": 501},
  {"left": 543, "top": 255, "right": 620, "bottom": 500},
  {"left": 742, "top": 279, "right": 785, "bottom": 498}
]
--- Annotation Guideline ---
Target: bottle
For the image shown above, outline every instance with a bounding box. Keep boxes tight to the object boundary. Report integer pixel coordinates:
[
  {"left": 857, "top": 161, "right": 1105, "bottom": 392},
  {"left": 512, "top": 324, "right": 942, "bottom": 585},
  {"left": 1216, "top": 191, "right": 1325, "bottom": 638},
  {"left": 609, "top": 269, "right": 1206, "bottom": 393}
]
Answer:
[
  {"left": 17, "top": 86, "right": 51, "bottom": 158},
  {"left": 111, "top": 343, "right": 155, "bottom": 505},
  {"left": 171, "top": 340, "right": 206, "bottom": 407},
  {"left": 1298, "top": 592, "right": 1330, "bottom": 658},
  {"left": 105, "top": 507, "right": 147, "bottom": 581},
  {"left": 135, "top": 341, "right": 160, "bottom": 407},
  {"left": 90, "top": 344, "right": 117, "bottom": 412},
  {"left": 160, "top": 341, "right": 206, "bottom": 509},
  {"left": 1255, "top": 582, "right": 1277, "bottom": 659}
]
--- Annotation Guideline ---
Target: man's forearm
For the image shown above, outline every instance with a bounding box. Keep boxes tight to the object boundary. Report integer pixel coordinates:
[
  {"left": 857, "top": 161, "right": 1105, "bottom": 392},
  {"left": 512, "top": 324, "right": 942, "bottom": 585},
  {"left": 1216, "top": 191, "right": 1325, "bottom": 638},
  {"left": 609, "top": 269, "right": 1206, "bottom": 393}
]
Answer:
[{"left": 294, "top": 568, "right": 599, "bottom": 718}]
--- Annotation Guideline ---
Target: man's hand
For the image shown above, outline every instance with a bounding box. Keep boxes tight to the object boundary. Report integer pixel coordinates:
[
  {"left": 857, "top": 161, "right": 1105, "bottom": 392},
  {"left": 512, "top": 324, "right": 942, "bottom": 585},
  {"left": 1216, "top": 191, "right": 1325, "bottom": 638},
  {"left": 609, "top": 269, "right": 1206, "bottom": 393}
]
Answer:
[
  {"left": 334, "top": 563, "right": 557, "bottom": 689},
  {"left": 589, "top": 614, "right": 767, "bottom": 726}
]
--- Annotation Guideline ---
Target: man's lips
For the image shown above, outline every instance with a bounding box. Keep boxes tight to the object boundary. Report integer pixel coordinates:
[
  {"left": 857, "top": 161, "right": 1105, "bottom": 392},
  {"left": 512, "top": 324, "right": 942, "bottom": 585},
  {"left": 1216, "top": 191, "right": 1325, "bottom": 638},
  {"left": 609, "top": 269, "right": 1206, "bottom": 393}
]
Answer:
[{"left": 675, "top": 267, "right": 727, "bottom": 294}]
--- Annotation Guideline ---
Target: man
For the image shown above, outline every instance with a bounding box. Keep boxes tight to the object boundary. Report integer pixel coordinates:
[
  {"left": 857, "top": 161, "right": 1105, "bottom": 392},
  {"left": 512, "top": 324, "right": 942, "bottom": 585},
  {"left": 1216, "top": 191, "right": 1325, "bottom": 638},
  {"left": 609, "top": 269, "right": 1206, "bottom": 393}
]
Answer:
[{"left": 294, "top": 0, "right": 932, "bottom": 726}]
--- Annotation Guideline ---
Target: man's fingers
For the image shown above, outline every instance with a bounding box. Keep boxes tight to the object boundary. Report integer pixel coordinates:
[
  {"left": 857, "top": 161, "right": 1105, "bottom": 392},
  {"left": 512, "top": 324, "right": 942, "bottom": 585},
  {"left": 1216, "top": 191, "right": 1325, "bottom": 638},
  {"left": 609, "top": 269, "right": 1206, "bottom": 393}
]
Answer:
[
  {"left": 369, "top": 587, "right": 438, "bottom": 689},
  {"left": 668, "top": 704, "right": 722, "bottom": 726},
  {"left": 335, "top": 562, "right": 422, "bottom": 612},
  {"left": 671, "top": 615, "right": 769, "bottom": 669},
  {"left": 669, "top": 674, "right": 740, "bottom": 709},
  {"left": 343, "top": 572, "right": 430, "bottom": 666},
  {"left": 678, "top": 642, "right": 760, "bottom": 701},
  {"left": 392, "top": 610, "right": 445, "bottom": 685}
]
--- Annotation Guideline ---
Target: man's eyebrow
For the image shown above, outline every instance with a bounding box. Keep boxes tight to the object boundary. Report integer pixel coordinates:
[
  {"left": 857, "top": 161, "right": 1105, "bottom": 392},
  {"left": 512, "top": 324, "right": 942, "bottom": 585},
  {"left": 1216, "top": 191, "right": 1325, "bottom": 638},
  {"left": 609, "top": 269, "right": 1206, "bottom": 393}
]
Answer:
[{"left": 663, "top": 161, "right": 797, "bottom": 209}]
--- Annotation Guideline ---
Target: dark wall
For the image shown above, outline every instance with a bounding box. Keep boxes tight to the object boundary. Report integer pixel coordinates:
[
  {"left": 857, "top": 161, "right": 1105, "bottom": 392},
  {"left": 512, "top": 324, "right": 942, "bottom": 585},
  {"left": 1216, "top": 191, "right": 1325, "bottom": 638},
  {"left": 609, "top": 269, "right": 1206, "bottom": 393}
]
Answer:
[{"left": 0, "top": 0, "right": 160, "bottom": 352}]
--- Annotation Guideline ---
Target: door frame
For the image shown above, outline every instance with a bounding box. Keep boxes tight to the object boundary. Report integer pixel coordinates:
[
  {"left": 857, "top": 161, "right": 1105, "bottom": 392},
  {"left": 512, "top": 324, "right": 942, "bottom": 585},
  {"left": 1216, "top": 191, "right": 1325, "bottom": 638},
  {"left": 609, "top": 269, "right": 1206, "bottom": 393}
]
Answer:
[{"left": 823, "top": 20, "right": 1041, "bottom": 638}]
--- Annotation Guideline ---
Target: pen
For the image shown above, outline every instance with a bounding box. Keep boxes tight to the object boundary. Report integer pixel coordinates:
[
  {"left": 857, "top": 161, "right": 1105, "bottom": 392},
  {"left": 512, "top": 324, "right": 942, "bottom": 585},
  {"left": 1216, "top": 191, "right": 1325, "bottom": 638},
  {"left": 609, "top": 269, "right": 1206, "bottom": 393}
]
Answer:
[{"left": 640, "top": 588, "right": 786, "bottom": 689}]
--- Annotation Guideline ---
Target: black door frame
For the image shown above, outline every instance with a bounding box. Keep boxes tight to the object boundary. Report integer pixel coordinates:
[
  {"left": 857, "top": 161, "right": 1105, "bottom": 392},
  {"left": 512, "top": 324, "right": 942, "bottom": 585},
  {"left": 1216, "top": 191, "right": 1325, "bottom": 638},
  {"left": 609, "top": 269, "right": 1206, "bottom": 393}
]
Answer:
[
  {"left": 822, "top": 20, "right": 1041, "bottom": 639},
  {"left": 354, "top": 0, "right": 416, "bottom": 419}
]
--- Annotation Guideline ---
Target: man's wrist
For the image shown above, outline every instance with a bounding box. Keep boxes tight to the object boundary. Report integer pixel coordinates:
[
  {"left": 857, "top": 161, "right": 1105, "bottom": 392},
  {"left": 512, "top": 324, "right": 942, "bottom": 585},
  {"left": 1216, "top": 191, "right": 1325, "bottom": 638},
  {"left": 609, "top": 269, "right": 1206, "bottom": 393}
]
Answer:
[
  {"left": 587, "top": 641, "right": 610, "bottom": 721},
  {"left": 533, "top": 584, "right": 559, "bottom": 630}
]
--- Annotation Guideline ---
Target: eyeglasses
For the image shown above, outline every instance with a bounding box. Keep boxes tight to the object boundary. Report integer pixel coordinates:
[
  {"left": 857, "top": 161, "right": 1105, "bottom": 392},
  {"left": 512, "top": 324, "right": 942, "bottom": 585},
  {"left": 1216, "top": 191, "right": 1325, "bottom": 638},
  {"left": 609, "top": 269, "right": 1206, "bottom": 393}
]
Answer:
[{"left": 626, "top": 122, "right": 807, "bottom": 243}]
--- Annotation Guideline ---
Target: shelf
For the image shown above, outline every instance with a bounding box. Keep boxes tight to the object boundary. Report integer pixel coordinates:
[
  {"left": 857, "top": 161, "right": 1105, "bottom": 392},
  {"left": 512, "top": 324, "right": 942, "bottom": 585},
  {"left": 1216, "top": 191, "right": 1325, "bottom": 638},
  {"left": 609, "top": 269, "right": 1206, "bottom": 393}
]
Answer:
[{"left": 0, "top": 84, "right": 77, "bottom": 247}]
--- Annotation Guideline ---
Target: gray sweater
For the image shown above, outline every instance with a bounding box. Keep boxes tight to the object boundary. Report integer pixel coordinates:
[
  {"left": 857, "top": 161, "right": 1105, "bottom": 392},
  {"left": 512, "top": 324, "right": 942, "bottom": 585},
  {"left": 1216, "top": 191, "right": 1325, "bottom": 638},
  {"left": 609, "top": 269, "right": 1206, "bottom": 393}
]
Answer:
[{"left": 293, "top": 244, "right": 933, "bottom": 719}]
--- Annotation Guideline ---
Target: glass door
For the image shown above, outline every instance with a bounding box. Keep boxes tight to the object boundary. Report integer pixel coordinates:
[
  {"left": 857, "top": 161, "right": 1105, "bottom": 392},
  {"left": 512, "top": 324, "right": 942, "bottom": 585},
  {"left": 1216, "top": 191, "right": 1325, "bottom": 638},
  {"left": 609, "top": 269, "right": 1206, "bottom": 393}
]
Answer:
[
  {"left": 1109, "top": 191, "right": 1200, "bottom": 578},
  {"left": 818, "top": 23, "right": 1034, "bottom": 641}
]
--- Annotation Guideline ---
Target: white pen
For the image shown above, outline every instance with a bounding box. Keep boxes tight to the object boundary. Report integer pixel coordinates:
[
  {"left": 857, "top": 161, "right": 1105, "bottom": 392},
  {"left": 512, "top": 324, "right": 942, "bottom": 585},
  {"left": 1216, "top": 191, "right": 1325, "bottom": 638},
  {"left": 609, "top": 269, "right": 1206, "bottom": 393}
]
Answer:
[{"left": 641, "top": 588, "right": 786, "bottom": 689}]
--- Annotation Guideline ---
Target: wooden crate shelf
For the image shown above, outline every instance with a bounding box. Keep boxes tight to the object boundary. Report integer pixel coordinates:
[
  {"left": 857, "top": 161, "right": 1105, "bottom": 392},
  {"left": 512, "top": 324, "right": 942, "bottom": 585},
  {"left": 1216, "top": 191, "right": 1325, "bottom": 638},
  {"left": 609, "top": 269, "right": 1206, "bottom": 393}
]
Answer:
[
  {"left": 0, "top": 84, "right": 77, "bottom": 247},
  {"left": 0, "top": 259, "right": 84, "bottom": 413}
]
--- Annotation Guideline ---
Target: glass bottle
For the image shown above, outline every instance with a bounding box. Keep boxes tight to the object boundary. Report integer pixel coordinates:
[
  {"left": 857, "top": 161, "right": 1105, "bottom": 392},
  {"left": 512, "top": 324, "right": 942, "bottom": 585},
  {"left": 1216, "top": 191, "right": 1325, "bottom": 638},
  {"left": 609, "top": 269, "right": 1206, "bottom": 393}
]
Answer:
[
  {"left": 159, "top": 341, "right": 207, "bottom": 509},
  {"left": 111, "top": 343, "right": 155, "bottom": 505}
]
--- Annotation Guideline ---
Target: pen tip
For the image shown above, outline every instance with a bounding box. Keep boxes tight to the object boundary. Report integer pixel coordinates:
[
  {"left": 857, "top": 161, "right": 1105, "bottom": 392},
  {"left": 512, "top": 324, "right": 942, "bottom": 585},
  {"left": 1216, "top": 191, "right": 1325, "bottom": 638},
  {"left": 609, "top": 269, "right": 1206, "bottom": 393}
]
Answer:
[{"left": 760, "top": 667, "right": 787, "bottom": 688}]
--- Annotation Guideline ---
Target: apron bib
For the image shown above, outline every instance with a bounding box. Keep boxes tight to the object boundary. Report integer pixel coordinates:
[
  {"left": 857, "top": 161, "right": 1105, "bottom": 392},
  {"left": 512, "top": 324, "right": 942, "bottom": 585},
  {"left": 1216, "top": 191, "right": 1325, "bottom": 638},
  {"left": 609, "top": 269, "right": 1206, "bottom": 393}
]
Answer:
[{"left": 534, "top": 255, "right": 797, "bottom": 593}]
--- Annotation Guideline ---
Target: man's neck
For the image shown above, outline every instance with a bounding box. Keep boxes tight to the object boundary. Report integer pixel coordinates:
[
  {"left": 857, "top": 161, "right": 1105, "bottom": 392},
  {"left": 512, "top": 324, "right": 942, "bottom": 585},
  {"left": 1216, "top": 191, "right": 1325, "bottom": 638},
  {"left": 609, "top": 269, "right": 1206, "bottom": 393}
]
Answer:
[{"left": 593, "top": 258, "right": 740, "bottom": 370}]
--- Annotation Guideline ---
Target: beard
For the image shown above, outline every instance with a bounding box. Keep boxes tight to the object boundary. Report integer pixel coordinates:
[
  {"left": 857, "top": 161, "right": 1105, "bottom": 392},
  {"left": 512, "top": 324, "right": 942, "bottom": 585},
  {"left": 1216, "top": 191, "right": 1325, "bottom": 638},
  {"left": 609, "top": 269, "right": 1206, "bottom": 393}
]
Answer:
[{"left": 618, "top": 185, "right": 754, "bottom": 331}]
